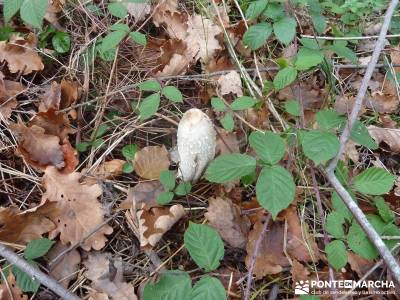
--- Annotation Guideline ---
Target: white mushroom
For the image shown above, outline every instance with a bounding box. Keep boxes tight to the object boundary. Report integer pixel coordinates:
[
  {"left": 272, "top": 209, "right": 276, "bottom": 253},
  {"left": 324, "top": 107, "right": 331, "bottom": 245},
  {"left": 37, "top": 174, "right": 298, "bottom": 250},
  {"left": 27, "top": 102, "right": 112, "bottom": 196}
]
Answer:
[{"left": 177, "top": 108, "right": 216, "bottom": 182}]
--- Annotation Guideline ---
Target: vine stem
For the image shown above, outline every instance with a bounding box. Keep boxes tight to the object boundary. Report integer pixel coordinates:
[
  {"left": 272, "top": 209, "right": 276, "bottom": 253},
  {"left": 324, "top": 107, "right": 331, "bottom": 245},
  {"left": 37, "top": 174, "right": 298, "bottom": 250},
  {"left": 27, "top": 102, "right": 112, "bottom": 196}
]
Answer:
[{"left": 0, "top": 243, "right": 80, "bottom": 300}]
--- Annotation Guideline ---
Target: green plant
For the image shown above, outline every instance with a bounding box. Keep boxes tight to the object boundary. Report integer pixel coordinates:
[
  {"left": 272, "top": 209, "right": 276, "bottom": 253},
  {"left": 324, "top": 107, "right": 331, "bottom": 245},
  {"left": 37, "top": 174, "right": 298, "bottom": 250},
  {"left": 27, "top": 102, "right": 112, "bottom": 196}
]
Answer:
[
  {"left": 157, "top": 170, "right": 192, "bottom": 205},
  {"left": 76, "top": 123, "right": 110, "bottom": 152},
  {"left": 39, "top": 26, "right": 71, "bottom": 54},
  {"left": 121, "top": 144, "right": 139, "bottom": 173},
  {"left": 4, "top": 0, "right": 49, "bottom": 29}
]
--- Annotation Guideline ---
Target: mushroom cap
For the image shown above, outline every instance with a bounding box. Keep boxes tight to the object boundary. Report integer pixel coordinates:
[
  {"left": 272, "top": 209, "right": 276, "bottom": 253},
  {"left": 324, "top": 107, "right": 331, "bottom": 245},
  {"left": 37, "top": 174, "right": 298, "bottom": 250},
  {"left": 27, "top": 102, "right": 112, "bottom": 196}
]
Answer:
[{"left": 177, "top": 108, "right": 216, "bottom": 182}]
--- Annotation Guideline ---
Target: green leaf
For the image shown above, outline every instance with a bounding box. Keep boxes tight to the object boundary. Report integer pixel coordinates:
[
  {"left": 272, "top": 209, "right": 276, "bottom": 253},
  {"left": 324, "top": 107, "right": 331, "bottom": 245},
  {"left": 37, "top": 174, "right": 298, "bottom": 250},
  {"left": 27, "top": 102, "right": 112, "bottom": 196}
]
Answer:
[
  {"left": 143, "top": 270, "right": 192, "bottom": 300},
  {"left": 300, "top": 130, "right": 340, "bottom": 165},
  {"left": 353, "top": 167, "right": 396, "bottom": 195},
  {"left": 273, "top": 67, "right": 297, "bottom": 90},
  {"left": 211, "top": 97, "right": 226, "bottom": 112},
  {"left": 139, "top": 80, "right": 161, "bottom": 92},
  {"left": 161, "top": 86, "right": 183, "bottom": 102},
  {"left": 4, "top": 0, "right": 24, "bottom": 22},
  {"left": 245, "top": 0, "right": 268, "bottom": 20},
  {"left": 139, "top": 92, "right": 161, "bottom": 119},
  {"left": 110, "top": 23, "right": 130, "bottom": 32},
  {"left": 92, "top": 138, "right": 105, "bottom": 149},
  {"left": 316, "top": 109, "right": 345, "bottom": 130},
  {"left": 243, "top": 23, "right": 273, "bottom": 50},
  {"left": 325, "top": 240, "right": 347, "bottom": 271},
  {"left": 205, "top": 154, "right": 256, "bottom": 183},
  {"left": 97, "top": 46, "right": 116, "bottom": 61},
  {"left": 95, "top": 124, "right": 109, "bottom": 138},
  {"left": 76, "top": 141, "right": 91, "bottom": 152},
  {"left": 122, "top": 144, "right": 139, "bottom": 160},
  {"left": 349, "top": 121, "right": 378, "bottom": 149},
  {"left": 108, "top": 2, "right": 128, "bottom": 18},
  {"left": 24, "top": 238, "right": 54, "bottom": 260},
  {"left": 130, "top": 31, "right": 147, "bottom": 46},
  {"left": 262, "top": 3, "right": 285, "bottom": 21},
  {"left": 160, "top": 170, "right": 176, "bottom": 191},
  {"left": 335, "top": 160, "right": 349, "bottom": 186},
  {"left": 13, "top": 260, "right": 40, "bottom": 292},
  {"left": 300, "top": 37, "right": 323, "bottom": 50},
  {"left": 190, "top": 276, "right": 227, "bottom": 300},
  {"left": 284, "top": 100, "right": 301, "bottom": 116},
  {"left": 175, "top": 182, "right": 192, "bottom": 196},
  {"left": 256, "top": 165, "right": 296, "bottom": 219},
  {"left": 310, "top": 12, "right": 326, "bottom": 34},
  {"left": 184, "top": 222, "right": 224, "bottom": 272},
  {"left": 325, "top": 212, "right": 345, "bottom": 239},
  {"left": 231, "top": 96, "right": 257, "bottom": 110},
  {"left": 101, "top": 30, "right": 127, "bottom": 52},
  {"left": 20, "top": 0, "right": 49, "bottom": 28},
  {"left": 122, "top": 161, "right": 134, "bottom": 173},
  {"left": 273, "top": 17, "right": 297, "bottom": 45},
  {"left": 157, "top": 191, "right": 174, "bottom": 205},
  {"left": 249, "top": 131, "right": 285, "bottom": 165},
  {"left": 330, "top": 41, "right": 357, "bottom": 64},
  {"left": 220, "top": 112, "right": 234, "bottom": 132},
  {"left": 52, "top": 32, "right": 71, "bottom": 54},
  {"left": 348, "top": 221, "right": 378, "bottom": 260},
  {"left": 374, "top": 197, "right": 395, "bottom": 223},
  {"left": 295, "top": 47, "right": 324, "bottom": 70},
  {"left": 331, "top": 191, "right": 354, "bottom": 221}
]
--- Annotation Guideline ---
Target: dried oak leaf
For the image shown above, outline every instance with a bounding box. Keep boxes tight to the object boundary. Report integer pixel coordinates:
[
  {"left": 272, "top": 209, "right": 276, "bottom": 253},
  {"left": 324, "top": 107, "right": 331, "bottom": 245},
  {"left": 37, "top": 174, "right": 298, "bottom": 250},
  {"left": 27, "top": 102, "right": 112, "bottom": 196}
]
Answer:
[
  {"left": 155, "top": 39, "right": 191, "bottom": 76},
  {"left": 0, "top": 272, "right": 28, "bottom": 300},
  {"left": 0, "top": 35, "right": 44, "bottom": 75},
  {"left": 205, "top": 197, "right": 250, "bottom": 249},
  {"left": 42, "top": 166, "right": 113, "bottom": 251},
  {"left": 39, "top": 81, "right": 62, "bottom": 112},
  {"left": 10, "top": 122, "right": 65, "bottom": 170},
  {"left": 0, "top": 71, "right": 24, "bottom": 119},
  {"left": 217, "top": 70, "right": 243, "bottom": 97},
  {"left": 84, "top": 252, "right": 137, "bottom": 300},
  {"left": 46, "top": 242, "right": 81, "bottom": 288},
  {"left": 133, "top": 145, "right": 170, "bottom": 180},
  {"left": 368, "top": 125, "right": 400, "bottom": 153},
  {"left": 0, "top": 203, "right": 56, "bottom": 245}
]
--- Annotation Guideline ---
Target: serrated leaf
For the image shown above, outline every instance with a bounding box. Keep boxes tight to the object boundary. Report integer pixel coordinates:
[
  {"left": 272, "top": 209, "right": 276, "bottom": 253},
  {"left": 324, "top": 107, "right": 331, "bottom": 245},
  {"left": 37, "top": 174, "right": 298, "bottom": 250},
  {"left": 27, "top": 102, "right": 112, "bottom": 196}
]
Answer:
[
  {"left": 249, "top": 131, "right": 285, "bottom": 165},
  {"left": 325, "top": 212, "right": 345, "bottom": 239},
  {"left": 316, "top": 109, "right": 345, "bottom": 129},
  {"left": 143, "top": 270, "right": 192, "bottom": 300},
  {"left": 330, "top": 41, "right": 357, "bottom": 64},
  {"left": 348, "top": 222, "right": 378, "bottom": 260},
  {"left": 220, "top": 112, "right": 234, "bottom": 132},
  {"left": 130, "top": 31, "right": 147, "bottom": 46},
  {"left": 13, "top": 260, "right": 40, "bottom": 292},
  {"left": 256, "top": 165, "right": 296, "bottom": 219},
  {"left": 211, "top": 97, "right": 226, "bottom": 112},
  {"left": 231, "top": 96, "right": 257, "bottom": 110},
  {"left": 139, "top": 93, "right": 160, "bottom": 119},
  {"left": 184, "top": 222, "right": 224, "bottom": 272},
  {"left": 52, "top": 32, "right": 71, "bottom": 54},
  {"left": 353, "top": 167, "right": 396, "bottom": 195},
  {"left": 162, "top": 86, "right": 183, "bottom": 102},
  {"left": 122, "top": 144, "right": 139, "bottom": 160},
  {"left": 374, "top": 197, "right": 395, "bottom": 223},
  {"left": 300, "top": 130, "right": 340, "bottom": 165},
  {"left": 156, "top": 191, "right": 174, "bottom": 205},
  {"left": 159, "top": 170, "right": 176, "bottom": 191},
  {"left": 295, "top": 47, "right": 324, "bottom": 70},
  {"left": 108, "top": 2, "right": 128, "bottom": 18},
  {"left": 335, "top": 160, "right": 349, "bottom": 186},
  {"left": 24, "top": 238, "right": 54, "bottom": 260},
  {"left": 325, "top": 240, "right": 347, "bottom": 271},
  {"left": 350, "top": 121, "right": 378, "bottom": 149},
  {"left": 175, "top": 182, "right": 192, "bottom": 196},
  {"left": 205, "top": 154, "right": 256, "bottom": 183},
  {"left": 284, "top": 100, "right": 301, "bottom": 116},
  {"left": 273, "top": 67, "right": 297, "bottom": 90},
  {"left": 273, "top": 17, "right": 297, "bottom": 45},
  {"left": 4, "top": 0, "right": 24, "bottom": 22},
  {"left": 262, "top": 3, "right": 285, "bottom": 21},
  {"left": 190, "top": 276, "right": 227, "bottom": 300},
  {"left": 310, "top": 12, "right": 326, "bottom": 34},
  {"left": 243, "top": 23, "right": 273, "bottom": 50},
  {"left": 20, "top": 0, "right": 49, "bottom": 28},
  {"left": 100, "top": 30, "right": 127, "bottom": 52},
  {"left": 331, "top": 191, "right": 353, "bottom": 221},
  {"left": 245, "top": 0, "right": 268, "bottom": 20},
  {"left": 139, "top": 80, "right": 161, "bottom": 91}
]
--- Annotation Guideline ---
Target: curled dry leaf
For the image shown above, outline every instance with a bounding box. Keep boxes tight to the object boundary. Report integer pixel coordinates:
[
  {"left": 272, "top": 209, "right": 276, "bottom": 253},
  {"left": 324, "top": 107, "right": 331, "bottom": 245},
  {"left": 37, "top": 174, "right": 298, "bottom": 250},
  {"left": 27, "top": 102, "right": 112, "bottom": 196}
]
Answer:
[
  {"left": 156, "top": 39, "right": 191, "bottom": 76},
  {"left": 0, "top": 272, "right": 28, "bottom": 300},
  {"left": 84, "top": 252, "right": 137, "bottom": 300},
  {"left": 0, "top": 35, "right": 44, "bottom": 75},
  {"left": 152, "top": 0, "right": 187, "bottom": 40},
  {"left": 45, "top": 0, "right": 65, "bottom": 30},
  {"left": 0, "top": 203, "right": 56, "bottom": 245},
  {"left": 217, "top": 70, "right": 243, "bottom": 97},
  {"left": 0, "top": 71, "right": 24, "bottom": 119},
  {"left": 46, "top": 242, "right": 81, "bottom": 288},
  {"left": 38, "top": 80, "right": 81, "bottom": 112},
  {"left": 368, "top": 125, "right": 400, "bottom": 153},
  {"left": 42, "top": 166, "right": 113, "bottom": 251},
  {"left": 205, "top": 197, "right": 250, "bottom": 249},
  {"left": 347, "top": 251, "right": 375, "bottom": 278},
  {"left": 133, "top": 145, "right": 170, "bottom": 180}
]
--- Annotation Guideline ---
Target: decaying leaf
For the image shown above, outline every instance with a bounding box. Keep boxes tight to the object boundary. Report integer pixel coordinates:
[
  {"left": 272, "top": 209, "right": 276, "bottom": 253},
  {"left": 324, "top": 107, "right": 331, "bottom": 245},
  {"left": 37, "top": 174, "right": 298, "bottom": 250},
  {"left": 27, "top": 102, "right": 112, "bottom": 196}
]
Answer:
[
  {"left": 291, "top": 259, "right": 310, "bottom": 283},
  {"left": 0, "top": 272, "right": 28, "bottom": 300},
  {"left": 133, "top": 145, "right": 170, "bottom": 180},
  {"left": 125, "top": 0, "right": 151, "bottom": 22},
  {"left": 152, "top": 0, "right": 187, "bottom": 41},
  {"left": 120, "top": 181, "right": 164, "bottom": 210},
  {"left": 348, "top": 251, "right": 374, "bottom": 277},
  {"left": 42, "top": 167, "right": 113, "bottom": 251},
  {"left": 215, "top": 127, "right": 240, "bottom": 155},
  {"left": 217, "top": 71, "right": 243, "bottom": 97},
  {"left": 368, "top": 125, "right": 400, "bottom": 153},
  {"left": 205, "top": 197, "right": 250, "bottom": 249},
  {"left": 84, "top": 252, "right": 137, "bottom": 300},
  {"left": 39, "top": 81, "right": 62, "bottom": 112},
  {"left": 88, "top": 159, "right": 126, "bottom": 180},
  {"left": 0, "top": 71, "right": 24, "bottom": 119},
  {"left": 155, "top": 39, "right": 191, "bottom": 76}
]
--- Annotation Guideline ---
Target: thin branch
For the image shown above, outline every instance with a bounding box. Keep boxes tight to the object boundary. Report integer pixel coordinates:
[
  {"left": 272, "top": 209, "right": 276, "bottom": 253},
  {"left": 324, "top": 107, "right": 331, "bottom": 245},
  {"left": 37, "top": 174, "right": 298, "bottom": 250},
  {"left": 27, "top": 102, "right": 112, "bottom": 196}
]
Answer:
[
  {"left": 301, "top": 33, "right": 400, "bottom": 40},
  {"left": 326, "top": 0, "right": 399, "bottom": 173},
  {"left": 0, "top": 243, "right": 80, "bottom": 300}
]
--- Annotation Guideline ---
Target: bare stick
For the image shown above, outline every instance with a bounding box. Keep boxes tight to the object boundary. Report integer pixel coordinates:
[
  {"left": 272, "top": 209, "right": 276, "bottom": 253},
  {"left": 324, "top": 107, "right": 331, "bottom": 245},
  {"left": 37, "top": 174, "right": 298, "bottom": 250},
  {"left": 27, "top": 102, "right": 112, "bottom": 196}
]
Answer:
[
  {"left": 244, "top": 214, "right": 271, "bottom": 300},
  {"left": 326, "top": 0, "right": 399, "bottom": 173},
  {"left": 0, "top": 243, "right": 80, "bottom": 300}
]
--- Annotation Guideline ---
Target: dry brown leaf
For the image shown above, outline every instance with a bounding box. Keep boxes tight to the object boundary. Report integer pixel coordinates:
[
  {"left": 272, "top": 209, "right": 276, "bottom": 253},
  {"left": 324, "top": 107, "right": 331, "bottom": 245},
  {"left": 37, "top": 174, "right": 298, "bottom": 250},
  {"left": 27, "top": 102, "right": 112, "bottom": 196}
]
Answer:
[
  {"left": 89, "top": 159, "right": 126, "bottom": 181},
  {"left": 0, "top": 36, "right": 44, "bottom": 75},
  {"left": 10, "top": 122, "right": 65, "bottom": 170},
  {"left": 89, "top": 293, "right": 109, "bottom": 300},
  {"left": 291, "top": 259, "right": 310, "bottom": 283},
  {"left": 347, "top": 251, "right": 374, "bottom": 277},
  {"left": 155, "top": 39, "right": 190, "bottom": 76},
  {"left": 368, "top": 125, "right": 400, "bottom": 153},
  {"left": 46, "top": 242, "right": 81, "bottom": 288},
  {"left": 133, "top": 145, "right": 170, "bottom": 180},
  {"left": 0, "top": 272, "right": 28, "bottom": 300},
  {"left": 60, "top": 79, "right": 80, "bottom": 108},
  {"left": 125, "top": 1, "right": 151, "bottom": 21},
  {"left": 215, "top": 127, "right": 240, "bottom": 155},
  {"left": 390, "top": 45, "right": 400, "bottom": 72},
  {"left": 0, "top": 203, "right": 56, "bottom": 245},
  {"left": 152, "top": 0, "right": 187, "bottom": 41},
  {"left": 217, "top": 70, "right": 243, "bottom": 97},
  {"left": 0, "top": 71, "right": 24, "bottom": 119},
  {"left": 205, "top": 197, "right": 250, "bottom": 249},
  {"left": 84, "top": 252, "right": 137, "bottom": 300},
  {"left": 45, "top": 0, "right": 65, "bottom": 30},
  {"left": 344, "top": 140, "right": 359, "bottom": 163},
  {"left": 42, "top": 166, "right": 113, "bottom": 251},
  {"left": 39, "top": 81, "right": 62, "bottom": 112}
]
